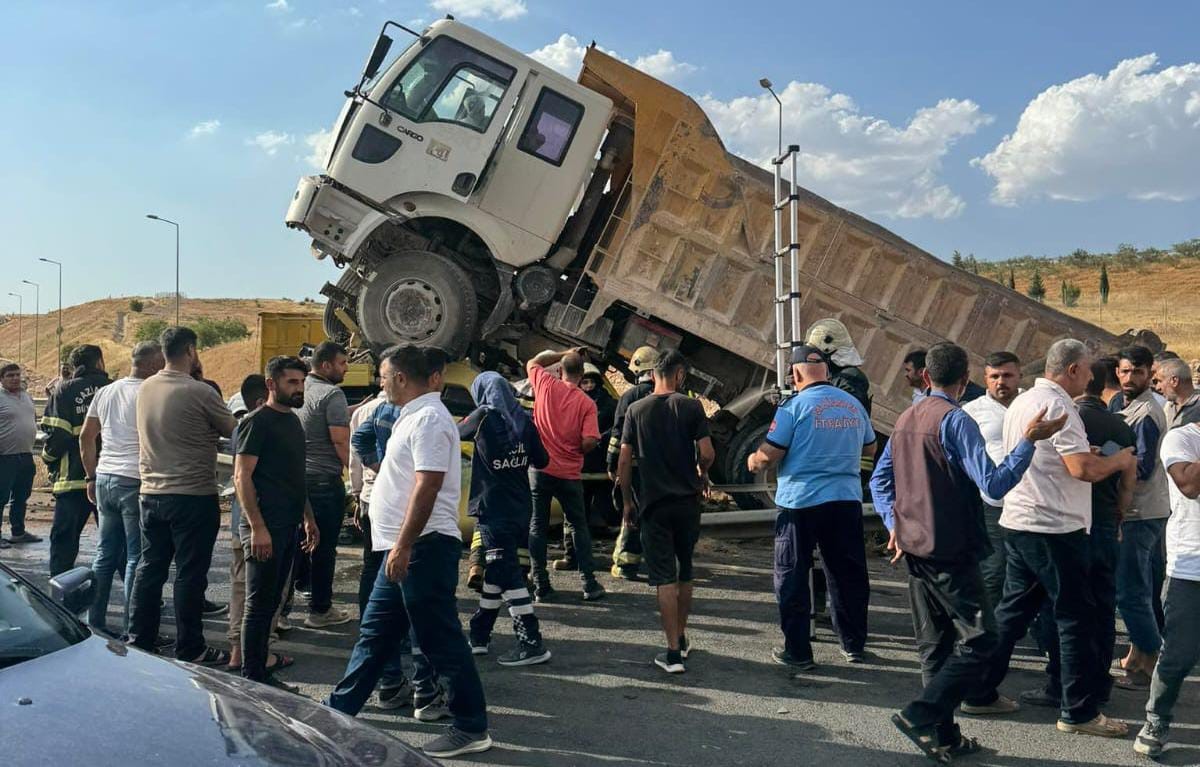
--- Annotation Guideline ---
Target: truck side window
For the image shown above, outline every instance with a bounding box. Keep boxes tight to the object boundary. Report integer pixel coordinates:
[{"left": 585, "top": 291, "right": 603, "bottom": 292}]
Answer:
[
  {"left": 517, "top": 88, "right": 584, "bottom": 166},
  {"left": 378, "top": 36, "right": 515, "bottom": 133}
]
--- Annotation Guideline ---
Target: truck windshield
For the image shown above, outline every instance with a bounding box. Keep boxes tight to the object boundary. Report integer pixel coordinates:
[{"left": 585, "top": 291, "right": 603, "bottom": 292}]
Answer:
[
  {"left": 377, "top": 36, "right": 516, "bottom": 133},
  {"left": 0, "top": 568, "right": 89, "bottom": 669}
]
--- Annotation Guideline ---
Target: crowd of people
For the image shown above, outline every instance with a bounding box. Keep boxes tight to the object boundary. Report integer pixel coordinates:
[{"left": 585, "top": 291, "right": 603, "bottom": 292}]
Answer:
[{"left": 3, "top": 319, "right": 1200, "bottom": 762}]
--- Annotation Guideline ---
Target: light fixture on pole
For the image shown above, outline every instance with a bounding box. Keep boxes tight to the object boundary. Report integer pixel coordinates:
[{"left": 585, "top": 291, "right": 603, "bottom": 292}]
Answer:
[
  {"left": 146, "top": 214, "right": 181, "bottom": 326},
  {"left": 6, "top": 292, "right": 22, "bottom": 367},
  {"left": 38, "top": 257, "right": 63, "bottom": 368},
  {"left": 759, "top": 77, "right": 782, "bottom": 159},
  {"left": 21, "top": 279, "right": 39, "bottom": 373}
]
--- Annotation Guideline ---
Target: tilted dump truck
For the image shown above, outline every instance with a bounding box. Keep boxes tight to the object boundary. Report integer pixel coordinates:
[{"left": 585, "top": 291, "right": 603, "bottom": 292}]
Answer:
[{"left": 285, "top": 17, "right": 1157, "bottom": 508}]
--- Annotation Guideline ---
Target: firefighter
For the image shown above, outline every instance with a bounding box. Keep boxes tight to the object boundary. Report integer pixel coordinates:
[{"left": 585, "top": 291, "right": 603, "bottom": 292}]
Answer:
[{"left": 606, "top": 346, "right": 660, "bottom": 579}]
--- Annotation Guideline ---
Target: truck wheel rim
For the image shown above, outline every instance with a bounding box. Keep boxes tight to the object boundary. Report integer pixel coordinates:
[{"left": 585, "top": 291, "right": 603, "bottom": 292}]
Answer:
[{"left": 383, "top": 278, "right": 444, "bottom": 341}]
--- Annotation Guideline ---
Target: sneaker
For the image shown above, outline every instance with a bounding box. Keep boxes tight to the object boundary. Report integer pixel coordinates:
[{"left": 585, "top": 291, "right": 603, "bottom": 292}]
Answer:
[
  {"left": 961, "top": 695, "right": 1019, "bottom": 716},
  {"left": 7, "top": 532, "right": 42, "bottom": 544},
  {"left": 841, "top": 649, "right": 866, "bottom": 664},
  {"left": 304, "top": 607, "right": 353, "bottom": 628},
  {"left": 377, "top": 680, "right": 411, "bottom": 710},
  {"left": 202, "top": 599, "right": 228, "bottom": 617},
  {"left": 0, "top": 539, "right": 9, "bottom": 549},
  {"left": 414, "top": 691, "right": 451, "bottom": 722},
  {"left": 771, "top": 647, "right": 816, "bottom": 671},
  {"left": 679, "top": 635, "right": 690, "bottom": 660},
  {"left": 498, "top": 643, "right": 552, "bottom": 667},
  {"left": 582, "top": 583, "right": 606, "bottom": 602},
  {"left": 533, "top": 584, "right": 555, "bottom": 603},
  {"left": 1057, "top": 713, "right": 1129, "bottom": 738},
  {"left": 264, "top": 675, "right": 300, "bottom": 694},
  {"left": 610, "top": 564, "right": 637, "bottom": 580},
  {"left": 1134, "top": 721, "right": 1169, "bottom": 757},
  {"left": 274, "top": 615, "right": 294, "bottom": 633},
  {"left": 470, "top": 639, "right": 490, "bottom": 656},
  {"left": 551, "top": 559, "right": 578, "bottom": 571},
  {"left": 296, "top": 587, "right": 313, "bottom": 600},
  {"left": 467, "top": 564, "right": 484, "bottom": 593},
  {"left": 1019, "top": 688, "right": 1060, "bottom": 708},
  {"left": 422, "top": 727, "right": 493, "bottom": 758},
  {"left": 654, "top": 651, "right": 685, "bottom": 674}
]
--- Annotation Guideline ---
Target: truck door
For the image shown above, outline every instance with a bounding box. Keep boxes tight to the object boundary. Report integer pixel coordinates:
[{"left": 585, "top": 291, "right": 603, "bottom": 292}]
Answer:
[{"left": 328, "top": 34, "right": 523, "bottom": 206}]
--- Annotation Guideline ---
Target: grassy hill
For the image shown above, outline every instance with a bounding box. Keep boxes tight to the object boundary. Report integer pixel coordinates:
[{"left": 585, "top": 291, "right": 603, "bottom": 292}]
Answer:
[{"left": 0, "top": 296, "right": 320, "bottom": 395}]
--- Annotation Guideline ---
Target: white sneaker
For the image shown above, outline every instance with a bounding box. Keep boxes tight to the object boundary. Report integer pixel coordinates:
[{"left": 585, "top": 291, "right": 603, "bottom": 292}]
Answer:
[
  {"left": 414, "top": 692, "right": 451, "bottom": 722},
  {"left": 275, "top": 615, "right": 294, "bottom": 633},
  {"left": 304, "top": 607, "right": 353, "bottom": 629}
]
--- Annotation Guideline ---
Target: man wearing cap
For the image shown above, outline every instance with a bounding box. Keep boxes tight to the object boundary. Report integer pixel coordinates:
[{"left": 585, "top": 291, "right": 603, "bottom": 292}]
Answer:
[
  {"left": 747, "top": 344, "right": 877, "bottom": 669},
  {"left": 606, "top": 346, "right": 659, "bottom": 579}
]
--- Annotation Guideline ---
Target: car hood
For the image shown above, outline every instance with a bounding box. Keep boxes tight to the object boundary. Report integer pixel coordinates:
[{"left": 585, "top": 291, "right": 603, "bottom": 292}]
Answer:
[{"left": 1, "top": 635, "right": 436, "bottom": 766}]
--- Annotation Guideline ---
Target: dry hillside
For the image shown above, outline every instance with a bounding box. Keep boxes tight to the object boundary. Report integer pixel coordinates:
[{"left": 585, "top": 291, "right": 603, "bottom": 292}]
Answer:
[{"left": 0, "top": 296, "right": 320, "bottom": 395}]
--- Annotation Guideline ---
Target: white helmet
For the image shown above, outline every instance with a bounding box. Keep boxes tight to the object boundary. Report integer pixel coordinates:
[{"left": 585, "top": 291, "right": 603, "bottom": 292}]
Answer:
[{"left": 805, "top": 318, "right": 865, "bottom": 367}]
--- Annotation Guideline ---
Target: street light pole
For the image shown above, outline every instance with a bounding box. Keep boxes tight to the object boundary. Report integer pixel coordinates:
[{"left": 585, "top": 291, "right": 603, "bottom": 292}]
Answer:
[
  {"left": 21, "top": 279, "right": 39, "bottom": 374},
  {"left": 146, "top": 214, "right": 180, "bottom": 325},
  {"left": 7, "top": 292, "right": 22, "bottom": 367},
  {"left": 39, "top": 257, "right": 63, "bottom": 368},
  {"left": 759, "top": 78, "right": 783, "bottom": 159}
]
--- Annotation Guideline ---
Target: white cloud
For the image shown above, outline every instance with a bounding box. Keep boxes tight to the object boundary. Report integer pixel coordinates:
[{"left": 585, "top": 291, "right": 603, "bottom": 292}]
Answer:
[
  {"left": 347, "top": 6, "right": 361, "bottom": 16},
  {"left": 976, "top": 54, "right": 1200, "bottom": 206},
  {"left": 247, "top": 130, "right": 294, "bottom": 155},
  {"left": 528, "top": 34, "right": 697, "bottom": 84},
  {"left": 187, "top": 119, "right": 221, "bottom": 139},
  {"left": 698, "top": 85, "right": 990, "bottom": 219},
  {"left": 429, "top": 0, "right": 526, "bottom": 21},
  {"left": 265, "top": 0, "right": 289, "bottom": 11},
  {"left": 304, "top": 128, "right": 334, "bottom": 170}
]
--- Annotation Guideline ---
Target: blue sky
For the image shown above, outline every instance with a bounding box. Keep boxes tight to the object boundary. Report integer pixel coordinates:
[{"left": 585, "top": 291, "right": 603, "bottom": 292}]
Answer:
[{"left": 3, "top": 0, "right": 1199, "bottom": 309}]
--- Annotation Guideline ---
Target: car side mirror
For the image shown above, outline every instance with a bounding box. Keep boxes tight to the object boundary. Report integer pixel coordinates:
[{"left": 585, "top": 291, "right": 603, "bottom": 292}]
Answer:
[{"left": 49, "top": 567, "right": 95, "bottom": 617}]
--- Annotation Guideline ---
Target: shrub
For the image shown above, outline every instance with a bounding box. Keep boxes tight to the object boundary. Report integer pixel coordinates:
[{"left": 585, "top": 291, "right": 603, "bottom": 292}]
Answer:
[
  {"left": 192, "top": 317, "right": 248, "bottom": 349},
  {"left": 128, "top": 298, "right": 144, "bottom": 313},
  {"left": 1027, "top": 270, "right": 1046, "bottom": 303},
  {"left": 134, "top": 318, "right": 169, "bottom": 344}
]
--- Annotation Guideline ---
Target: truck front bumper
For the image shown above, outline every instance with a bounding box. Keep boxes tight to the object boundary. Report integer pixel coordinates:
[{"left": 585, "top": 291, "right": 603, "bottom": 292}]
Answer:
[{"left": 284, "top": 175, "right": 378, "bottom": 260}]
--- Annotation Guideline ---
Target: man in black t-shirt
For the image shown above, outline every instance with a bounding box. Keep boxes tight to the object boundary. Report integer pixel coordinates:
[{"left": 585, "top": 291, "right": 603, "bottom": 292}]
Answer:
[
  {"left": 234, "top": 356, "right": 320, "bottom": 686},
  {"left": 1024, "top": 358, "right": 1137, "bottom": 709},
  {"left": 617, "top": 351, "right": 715, "bottom": 674}
]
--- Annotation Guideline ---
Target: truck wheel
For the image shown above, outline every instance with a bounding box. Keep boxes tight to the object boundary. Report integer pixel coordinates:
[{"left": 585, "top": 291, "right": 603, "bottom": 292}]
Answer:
[
  {"left": 723, "top": 419, "right": 776, "bottom": 511},
  {"left": 356, "top": 249, "right": 477, "bottom": 358}
]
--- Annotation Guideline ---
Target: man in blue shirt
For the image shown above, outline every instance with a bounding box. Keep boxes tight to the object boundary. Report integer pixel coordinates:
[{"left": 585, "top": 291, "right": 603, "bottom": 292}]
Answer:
[
  {"left": 747, "top": 344, "right": 876, "bottom": 669},
  {"left": 869, "top": 342, "right": 1066, "bottom": 762}
]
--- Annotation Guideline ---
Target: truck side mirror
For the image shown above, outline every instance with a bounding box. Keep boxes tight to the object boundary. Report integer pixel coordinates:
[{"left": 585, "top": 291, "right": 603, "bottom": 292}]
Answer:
[{"left": 362, "top": 33, "right": 393, "bottom": 82}]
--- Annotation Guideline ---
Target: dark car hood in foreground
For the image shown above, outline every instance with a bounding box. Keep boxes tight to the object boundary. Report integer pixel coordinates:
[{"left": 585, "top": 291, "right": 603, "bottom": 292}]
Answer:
[{"left": 1, "top": 635, "right": 436, "bottom": 766}]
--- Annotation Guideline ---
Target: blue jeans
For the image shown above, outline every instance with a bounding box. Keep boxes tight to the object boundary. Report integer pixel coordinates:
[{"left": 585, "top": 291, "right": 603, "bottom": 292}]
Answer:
[
  {"left": 88, "top": 474, "right": 142, "bottom": 633},
  {"left": 327, "top": 533, "right": 486, "bottom": 733},
  {"left": 1146, "top": 577, "right": 1200, "bottom": 728},
  {"left": 1117, "top": 517, "right": 1168, "bottom": 654}
]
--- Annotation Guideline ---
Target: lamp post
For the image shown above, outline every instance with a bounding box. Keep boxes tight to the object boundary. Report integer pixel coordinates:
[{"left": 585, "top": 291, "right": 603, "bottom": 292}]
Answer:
[
  {"left": 759, "top": 78, "right": 783, "bottom": 159},
  {"left": 146, "top": 214, "right": 180, "bottom": 326},
  {"left": 21, "top": 279, "right": 39, "bottom": 373},
  {"left": 39, "top": 257, "right": 62, "bottom": 368},
  {"left": 7, "top": 292, "right": 22, "bottom": 367}
]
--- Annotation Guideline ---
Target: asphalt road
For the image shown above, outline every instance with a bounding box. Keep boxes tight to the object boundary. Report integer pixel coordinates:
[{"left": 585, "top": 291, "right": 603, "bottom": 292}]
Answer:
[{"left": 5, "top": 496, "right": 1199, "bottom": 767}]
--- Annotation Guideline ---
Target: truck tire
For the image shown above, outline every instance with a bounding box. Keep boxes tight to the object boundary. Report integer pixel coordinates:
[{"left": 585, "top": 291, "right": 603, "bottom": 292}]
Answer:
[
  {"left": 723, "top": 418, "right": 776, "bottom": 511},
  {"left": 356, "top": 249, "right": 477, "bottom": 358}
]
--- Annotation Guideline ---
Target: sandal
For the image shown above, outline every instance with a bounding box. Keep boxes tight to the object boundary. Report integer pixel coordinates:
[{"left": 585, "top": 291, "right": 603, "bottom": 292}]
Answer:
[
  {"left": 892, "top": 713, "right": 951, "bottom": 764},
  {"left": 946, "top": 735, "right": 981, "bottom": 757},
  {"left": 1112, "top": 669, "right": 1152, "bottom": 690},
  {"left": 225, "top": 653, "right": 294, "bottom": 673},
  {"left": 189, "top": 646, "right": 232, "bottom": 668}
]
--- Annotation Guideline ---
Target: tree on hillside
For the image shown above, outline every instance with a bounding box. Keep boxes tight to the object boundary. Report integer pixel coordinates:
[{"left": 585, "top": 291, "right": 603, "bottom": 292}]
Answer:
[
  {"left": 1174, "top": 239, "right": 1200, "bottom": 260},
  {"left": 1061, "top": 280, "right": 1081, "bottom": 308},
  {"left": 1028, "top": 270, "right": 1046, "bottom": 303},
  {"left": 1099, "top": 264, "right": 1110, "bottom": 305},
  {"left": 965, "top": 253, "right": 980, "bottom": 274},
  {"left": 951, "top": 250, "right": 964, "bottom": 268},
  {"left": 1007, "top": 268, "right": 1016, "bottom": 290}
]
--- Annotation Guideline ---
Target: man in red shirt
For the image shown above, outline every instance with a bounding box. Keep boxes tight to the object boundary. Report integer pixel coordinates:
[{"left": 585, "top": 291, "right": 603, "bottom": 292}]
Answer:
[{"left": 526, "top": 348, "right": 605, "bottom": 602}]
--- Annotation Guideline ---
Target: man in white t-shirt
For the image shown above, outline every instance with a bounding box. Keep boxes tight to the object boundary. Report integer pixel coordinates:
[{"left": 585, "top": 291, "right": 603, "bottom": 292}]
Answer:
[
  {"left": 79, "top": 341, "right": 164, "bottom": 634},
  {"left": 973, "top": 339, "right": 1135, "bottom": 738},
  {"left": 962, "top": 351, "right": 1022, "bottom": 612},
  {"left": 326, "top": 345, "right": 491, "bottom": 760},
  {"left": 1133, "top": 423, "right": 1200, "bottom": 758}
]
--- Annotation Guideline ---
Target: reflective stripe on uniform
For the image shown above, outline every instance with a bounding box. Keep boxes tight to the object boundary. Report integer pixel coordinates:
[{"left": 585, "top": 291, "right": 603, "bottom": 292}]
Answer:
[
  {"left": 40, "top": 416, "right": 81, "bottom": 436},
  {"left": 53, "top": 478, "right": 88, "bottom": 493}
]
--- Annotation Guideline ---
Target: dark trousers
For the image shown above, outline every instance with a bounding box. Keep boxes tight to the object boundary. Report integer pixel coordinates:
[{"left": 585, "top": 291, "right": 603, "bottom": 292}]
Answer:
[
  {"left": 49, "top": 490, "right": 96, "bottom": 576},
  {"left": 1146, "top": 577, "right": 1200, "bottom": 728},
  {"left": 470, "top": 517, "right": 541, "bottom": 647},
  {"left": 901, "top": 556, "right": 998, "bottom": 743},
  {"left": 979, "top": 504, "right": 1007, "bottom": 614},
  {"left": 980, "top": 529, "right": 1099, "bottom": 724},
  {"left": 774, "top": 502, "right": 870, "bottom": 659},
  {"left": 1034, "top": 513, "right": 1120, "bottom": 703},
  {"left": 327, "top": 533, "right": 487, "bottom": 734},
  {"left": 129, "top": 494, "right": 220, "bottom": 660},
  {"left": 0, "top": 453, "right": 34, "bottom": 537},
  {"left": 240, "top": 523, "right": 297, "bottom": 681},
  {"left": 529, "top": 471, "right": 595, "bottom": 587},
  {"left": 305, "top": 475, "right": 345, "bottom": 614}
]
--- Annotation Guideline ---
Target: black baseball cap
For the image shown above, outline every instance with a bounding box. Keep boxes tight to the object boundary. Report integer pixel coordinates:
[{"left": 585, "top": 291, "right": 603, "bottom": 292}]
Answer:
[{"left": 791, "top": 344, "right": 829, "bottom": 365}]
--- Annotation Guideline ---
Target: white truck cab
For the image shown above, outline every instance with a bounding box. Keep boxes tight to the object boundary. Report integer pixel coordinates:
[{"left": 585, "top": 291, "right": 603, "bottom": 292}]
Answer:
[{"left": 286, "top": 18, "right": 613, "bottom": 357}]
